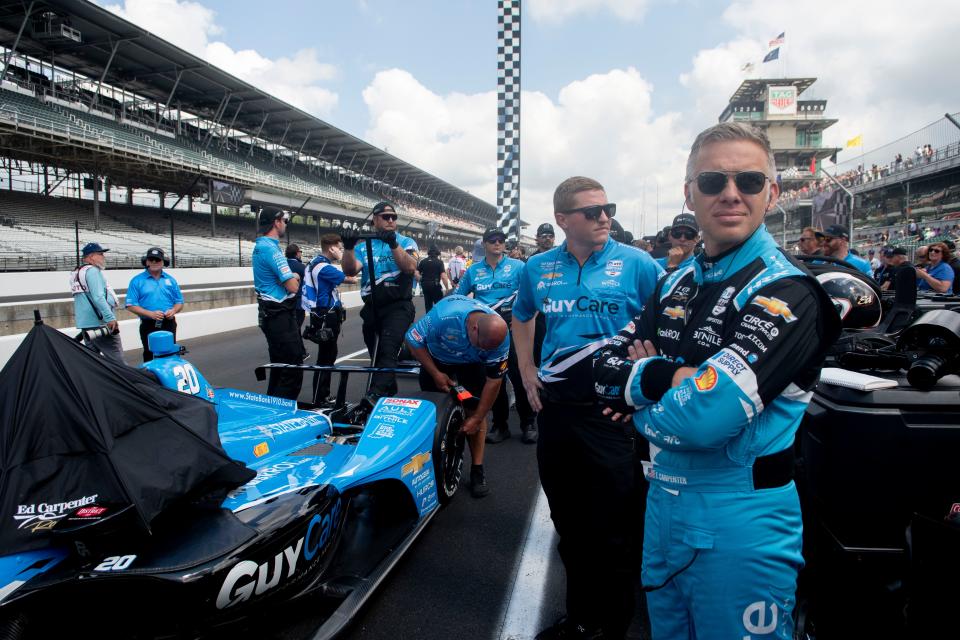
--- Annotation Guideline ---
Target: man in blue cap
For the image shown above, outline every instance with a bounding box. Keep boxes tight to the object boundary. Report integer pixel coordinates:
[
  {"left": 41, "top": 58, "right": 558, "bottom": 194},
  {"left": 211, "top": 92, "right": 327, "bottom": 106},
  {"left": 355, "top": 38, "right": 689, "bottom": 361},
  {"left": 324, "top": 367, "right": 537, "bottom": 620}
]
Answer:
[
  {"left": 126, "top": 247, "right": 184, "bottom": 362},
  {"left": 252, "top": 206, "right": 303, "bottom": 400},
  {"left": 70, "top": 242, "right": 123, "bottom": 363}
]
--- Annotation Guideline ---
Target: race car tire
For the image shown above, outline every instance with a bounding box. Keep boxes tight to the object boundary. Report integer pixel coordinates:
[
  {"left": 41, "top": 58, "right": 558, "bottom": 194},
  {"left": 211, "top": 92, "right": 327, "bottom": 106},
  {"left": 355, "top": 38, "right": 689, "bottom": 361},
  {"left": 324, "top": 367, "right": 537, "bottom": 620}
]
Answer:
[{"left": 405, "top": 391, "right": 465, "bottom": 506}]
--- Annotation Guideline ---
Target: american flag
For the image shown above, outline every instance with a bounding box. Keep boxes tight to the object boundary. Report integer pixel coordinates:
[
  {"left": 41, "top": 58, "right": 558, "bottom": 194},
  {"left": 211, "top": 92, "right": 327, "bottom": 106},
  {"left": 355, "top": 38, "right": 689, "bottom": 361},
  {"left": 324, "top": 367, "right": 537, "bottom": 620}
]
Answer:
[{"left": 769, "top": 32, "right": 785, "bottom": 48}]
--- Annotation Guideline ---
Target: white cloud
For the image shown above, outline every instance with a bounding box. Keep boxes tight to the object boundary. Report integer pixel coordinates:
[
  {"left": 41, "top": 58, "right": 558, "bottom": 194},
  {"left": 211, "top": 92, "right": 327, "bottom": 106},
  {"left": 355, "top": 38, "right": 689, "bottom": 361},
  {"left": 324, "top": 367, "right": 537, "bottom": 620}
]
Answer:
[
  {"left": 528, "top": 0, "right": 652, "bottom": 23},
  {"left": 102, "top": 0, "right": 338, "bottom": 116},
  {"left": 363, "top": 67, "right": 689, "bottom": 238},
  {"left": 680, "top": 0, "right": 960, "bottom": 166}
]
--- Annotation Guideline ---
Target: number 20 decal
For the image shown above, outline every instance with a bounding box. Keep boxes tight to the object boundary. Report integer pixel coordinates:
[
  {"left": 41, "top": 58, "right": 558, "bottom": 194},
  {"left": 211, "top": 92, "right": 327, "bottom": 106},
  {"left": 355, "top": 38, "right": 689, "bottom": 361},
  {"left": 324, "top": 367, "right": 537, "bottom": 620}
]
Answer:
[
  {"left": 94, "top": 555, "right": 137, "bottom": 572},
  {"left": 173, "top": 364, "right": 201, "bottom": 394}
]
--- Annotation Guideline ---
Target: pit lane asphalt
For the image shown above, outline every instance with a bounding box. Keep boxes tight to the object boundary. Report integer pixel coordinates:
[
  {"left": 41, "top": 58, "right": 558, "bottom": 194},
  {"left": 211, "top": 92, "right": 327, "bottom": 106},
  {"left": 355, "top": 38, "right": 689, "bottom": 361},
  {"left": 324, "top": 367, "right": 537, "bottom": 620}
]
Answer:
[{"left": 125, "top": 298, "right": 575, "bottom": 640}]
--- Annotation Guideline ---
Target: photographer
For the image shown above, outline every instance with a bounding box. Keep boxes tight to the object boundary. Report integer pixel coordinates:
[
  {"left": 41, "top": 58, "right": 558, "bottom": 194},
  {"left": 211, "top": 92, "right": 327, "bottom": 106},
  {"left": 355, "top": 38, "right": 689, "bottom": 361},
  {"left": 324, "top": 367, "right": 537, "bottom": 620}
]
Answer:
[
  {"left": 125, "top": 247, "right": 183, "bottom": 362},
  {"left": 70, "top": 242, "right": 123, "bottom": 364},
  {"left": 302, "top": 234, "right": 347, "bottom": 405},
  {"left": 253, "top": 207, "right": 303, "bottom": 400}
]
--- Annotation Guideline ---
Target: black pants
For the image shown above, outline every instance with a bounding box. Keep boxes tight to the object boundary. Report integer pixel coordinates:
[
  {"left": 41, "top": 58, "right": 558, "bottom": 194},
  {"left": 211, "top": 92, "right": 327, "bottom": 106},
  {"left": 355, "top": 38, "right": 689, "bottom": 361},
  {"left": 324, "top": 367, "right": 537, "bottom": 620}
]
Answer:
[
  {"left": 423, "top": 284, "right": 443, "bottom": 313},
  {"left": 492, "top": 331, "right": 535, "bottom": 429},
  {"left": 311, "top": 309, "right": 343, "bottom": 402},
  {"left": 537, "top": 400, "right": 645, "bottom": 638},
  {"left": 360, "top": 299, "right": 415, "bottom": 398},
  {"left": 139, "top": 317, "right": 177, "bottom": 362},
  {"left": 258, "top": 300, "right": 304, "bottom": 400}
]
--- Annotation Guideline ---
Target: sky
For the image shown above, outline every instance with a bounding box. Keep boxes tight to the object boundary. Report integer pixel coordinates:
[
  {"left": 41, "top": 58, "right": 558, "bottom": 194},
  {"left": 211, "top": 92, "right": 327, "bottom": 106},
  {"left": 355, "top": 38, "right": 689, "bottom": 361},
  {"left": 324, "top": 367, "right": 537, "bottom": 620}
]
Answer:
[{"left": 98, "top": 0, "right": 960, "bottom": 239}]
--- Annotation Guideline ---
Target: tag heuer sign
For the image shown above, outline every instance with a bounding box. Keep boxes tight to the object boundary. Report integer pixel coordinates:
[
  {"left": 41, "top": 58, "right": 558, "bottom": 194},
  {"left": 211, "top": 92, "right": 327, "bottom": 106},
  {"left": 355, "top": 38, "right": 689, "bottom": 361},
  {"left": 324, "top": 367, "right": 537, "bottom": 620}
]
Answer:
[{"left": 767, "top": 86, "right": 797, "bottom": 116}]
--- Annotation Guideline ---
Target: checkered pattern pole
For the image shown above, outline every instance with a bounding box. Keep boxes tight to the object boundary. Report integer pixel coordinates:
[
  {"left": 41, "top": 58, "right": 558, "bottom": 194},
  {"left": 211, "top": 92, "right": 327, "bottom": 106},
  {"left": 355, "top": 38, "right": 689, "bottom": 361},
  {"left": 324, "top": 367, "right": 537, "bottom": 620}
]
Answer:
[{"left": 496, "top": 0, "right": 521, "bottom": 240}]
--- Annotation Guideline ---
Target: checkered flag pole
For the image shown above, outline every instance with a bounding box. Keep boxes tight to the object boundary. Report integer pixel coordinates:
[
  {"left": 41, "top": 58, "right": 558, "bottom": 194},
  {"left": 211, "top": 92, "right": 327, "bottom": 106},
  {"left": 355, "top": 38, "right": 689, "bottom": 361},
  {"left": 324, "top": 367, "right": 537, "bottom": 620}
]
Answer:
[{"left": 496, "top": 0, "right": 521, "bottom": 240}]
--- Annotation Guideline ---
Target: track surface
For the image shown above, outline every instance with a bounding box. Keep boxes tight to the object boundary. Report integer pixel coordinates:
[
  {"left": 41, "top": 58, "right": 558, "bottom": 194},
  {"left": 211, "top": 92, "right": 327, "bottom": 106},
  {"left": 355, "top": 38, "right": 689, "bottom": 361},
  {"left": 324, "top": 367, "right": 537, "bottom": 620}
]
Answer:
[{"left": 125, "top": 298, "right": 648, "bottom": 640}]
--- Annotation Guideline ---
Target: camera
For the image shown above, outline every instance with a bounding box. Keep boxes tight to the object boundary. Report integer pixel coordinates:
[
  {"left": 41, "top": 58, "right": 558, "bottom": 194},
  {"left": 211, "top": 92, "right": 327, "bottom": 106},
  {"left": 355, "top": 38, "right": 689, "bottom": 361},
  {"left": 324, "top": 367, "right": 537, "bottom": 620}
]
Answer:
[
  {"left": 302, "top": 323, "right": 333, "bottom": 344},
  {"left": 84, "top": 326, "right": 119, "bottom": 340},
  {"left": 896, "top": 309, "right": 960, "bottom": 389}
]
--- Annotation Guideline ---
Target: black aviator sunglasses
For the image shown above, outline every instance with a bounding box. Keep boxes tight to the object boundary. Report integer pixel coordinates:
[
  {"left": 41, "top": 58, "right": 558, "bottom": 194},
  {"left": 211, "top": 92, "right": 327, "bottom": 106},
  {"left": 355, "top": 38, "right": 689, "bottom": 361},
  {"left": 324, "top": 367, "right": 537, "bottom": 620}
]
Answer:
[{"left": 691, "top": 171, "right": 769, "bottom": 196}]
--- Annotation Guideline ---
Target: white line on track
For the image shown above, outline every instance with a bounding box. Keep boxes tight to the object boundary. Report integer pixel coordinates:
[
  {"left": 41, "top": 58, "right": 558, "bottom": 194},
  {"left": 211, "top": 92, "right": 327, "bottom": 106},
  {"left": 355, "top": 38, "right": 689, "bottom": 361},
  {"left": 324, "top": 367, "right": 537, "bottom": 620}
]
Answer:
[
  {"left": 334, "top": 347, "right": 369, "bottom": 363},
  {"left": 498, "top": 487, "right": 557, "bottom": 640}
]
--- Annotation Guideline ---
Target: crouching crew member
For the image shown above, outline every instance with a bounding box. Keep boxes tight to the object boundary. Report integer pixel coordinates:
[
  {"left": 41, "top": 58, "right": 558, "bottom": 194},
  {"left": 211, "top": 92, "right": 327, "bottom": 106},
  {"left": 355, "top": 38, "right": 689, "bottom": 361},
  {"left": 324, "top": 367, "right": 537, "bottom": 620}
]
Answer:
[
  {"left": 457, "top": 226, "right": 536, "bottom": 443},
  {"left": 253, "top": 206, "right": 303, "bottom": 400},
  {"left": 513, "top": 177, "right": 663, "bottom": 639},
  {"left": 125, "top": 247, "right": 183, "bottom": 362},
  {"left": 302, "top": 233, "right": 347, "bottom": 404},
  {"left": 405, "top": 295, "right": 510, "bottom": 498},
  {"left": 592, "top": 123, "right": 840, "bottom": 640}
]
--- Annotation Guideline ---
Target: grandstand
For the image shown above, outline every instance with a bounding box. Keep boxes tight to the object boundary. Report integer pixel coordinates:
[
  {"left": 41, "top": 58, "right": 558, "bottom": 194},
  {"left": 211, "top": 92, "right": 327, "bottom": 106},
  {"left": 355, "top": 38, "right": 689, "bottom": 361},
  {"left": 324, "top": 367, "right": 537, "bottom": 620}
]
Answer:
[{"left": 0, "top": 0, "right": 502, "bottom": 271}]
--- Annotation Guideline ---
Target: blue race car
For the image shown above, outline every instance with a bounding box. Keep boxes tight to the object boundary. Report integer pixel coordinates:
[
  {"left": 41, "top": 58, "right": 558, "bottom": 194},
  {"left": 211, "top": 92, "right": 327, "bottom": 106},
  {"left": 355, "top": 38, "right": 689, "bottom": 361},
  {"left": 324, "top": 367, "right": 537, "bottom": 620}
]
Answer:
[{"left": 0, "top": 326, "right": 466, "bottom": 638}]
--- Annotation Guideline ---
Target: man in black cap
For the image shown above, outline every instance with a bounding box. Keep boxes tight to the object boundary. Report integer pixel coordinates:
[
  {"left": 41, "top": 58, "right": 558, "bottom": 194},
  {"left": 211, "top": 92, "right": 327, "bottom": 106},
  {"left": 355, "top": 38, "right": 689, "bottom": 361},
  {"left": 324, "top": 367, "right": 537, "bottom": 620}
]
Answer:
[
  {"left": 70, "top": 242, "right": 123, "bottom": 363},
  {"left": 879, "top": 246, "right": 912, "bottom": 291},
  {"left": 656, "top": 212, "right": 700, "bottom": 272},
  {"left": 342, "top": 201, "right": 419, "bottom": 411},
  {"left": 417, "top": 246, "right": 451, "bottom": 313},
  {"left": 125, "top": 247, "right": 184, "bottom": 362},
  {"left": 252, "top": 206, "right": 303, "bottom": 400},
  {"left": 822, "top": 224, "right": 873, "bottom": 276},
  {"left": 533, "top": 222, "right": 555, "bottom": 256}
]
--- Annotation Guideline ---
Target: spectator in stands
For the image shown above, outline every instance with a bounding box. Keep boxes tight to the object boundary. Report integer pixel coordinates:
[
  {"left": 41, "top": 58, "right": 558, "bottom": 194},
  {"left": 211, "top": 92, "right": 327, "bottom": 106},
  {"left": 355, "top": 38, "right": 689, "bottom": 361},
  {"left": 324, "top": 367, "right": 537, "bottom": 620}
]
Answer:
[
  {"left": 342, "top": 201, "right": 419, "bottom": 415},
  {"left": 656, "top": 212, "right": 700, "bottom": 272},
  {"left": 798, "top": 226, "right": 824, "bottom": 256},
  {"left": 302, "top": 234, "right": 347, "bottom": 405},
  {"left": 917, "top": 242, "right": 955, "bottom": 293},
  {"left": 417, "top": 246, "right": 451, "bottom": 313},
  {"left": 944, "top": 240, "right": 960, "bottom": 294},
  {"left": 915, "top": 245, "right": 929, "bottom": 268},
  {"left": 878, "top": 247, "right": 910, "bottom": 291},
  {"left": 448, "top": 246, "right": 467, "bottom": 286},
  {"left": 253, "top": 207, "right": 303, "bottom": 400},
  {"left": 822, "top": 224, "right": 874, "bottom": 276},
  {"left": 125, "top": 247, "right": 184, "bottom": 362},
  {"left": 285, "top": 244, "right": 307, "bottom": 332},
  {"left": 533, "top": 223, "right": 556, "bottom": 256},
  {"left": 70, "top": 242, "right": 123, "bottom": 364}
]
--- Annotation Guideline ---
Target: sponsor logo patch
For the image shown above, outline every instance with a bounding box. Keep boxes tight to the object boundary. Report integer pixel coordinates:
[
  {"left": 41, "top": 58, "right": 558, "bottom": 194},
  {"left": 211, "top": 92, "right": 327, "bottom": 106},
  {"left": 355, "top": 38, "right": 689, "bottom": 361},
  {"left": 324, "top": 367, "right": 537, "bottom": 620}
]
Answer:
[
  {"left": 253, "top": 442, "right": 270, "bottom": 457},
  {"left": 662, "top": 306, "right": 685, "bottom": 320},
  {"left": 383, "top": 398, "right": 423, "bottom": 408},
  {"left": 751, "top": 296, "right": 797, "bottom": 322},
  {"left": 693, "top": 366, "right": 718, "bottom": 391},
  {"left": 401, "top": 452, "right": 432, "bottom": 476},
  {"left": 605, "top": 259, "right": 623, "bottom": 277}
]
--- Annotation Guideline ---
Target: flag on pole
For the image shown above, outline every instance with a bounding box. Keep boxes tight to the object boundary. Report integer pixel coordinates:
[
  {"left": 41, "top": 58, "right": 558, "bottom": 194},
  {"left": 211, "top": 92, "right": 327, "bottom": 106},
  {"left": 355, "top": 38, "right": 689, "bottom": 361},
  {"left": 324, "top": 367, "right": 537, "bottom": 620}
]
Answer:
[
  {"left": 763, "top": 48, "right": 780, "bottom": 63},
  {"left": 769, "top": 32, "right": 785, "bottom": 48},
  {"left": 846, "top": 134, "right": 863, "bottom": 148}
]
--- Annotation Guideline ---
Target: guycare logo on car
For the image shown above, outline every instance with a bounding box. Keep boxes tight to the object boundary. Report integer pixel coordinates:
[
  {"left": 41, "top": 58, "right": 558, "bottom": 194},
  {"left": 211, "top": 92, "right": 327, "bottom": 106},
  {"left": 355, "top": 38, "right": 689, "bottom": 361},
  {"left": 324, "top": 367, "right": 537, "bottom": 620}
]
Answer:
[{"left": 216, "top": 499, "right": 342, "bottom": 609}]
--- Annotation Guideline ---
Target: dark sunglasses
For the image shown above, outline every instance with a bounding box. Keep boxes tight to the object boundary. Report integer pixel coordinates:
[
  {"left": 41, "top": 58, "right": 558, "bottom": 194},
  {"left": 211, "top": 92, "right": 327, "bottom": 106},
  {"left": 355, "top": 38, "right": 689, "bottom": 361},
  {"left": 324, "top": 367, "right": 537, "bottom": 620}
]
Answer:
[
  {"left": 377, "top": 213, "right": 398, "bottom": 221},
  {"left": 692, "top": 171, "right": 769, "bottom": 196},
  {"left": 146, "top": 257, "right": 163, "bottom": 263},
  {"left": 559, "top": 203, "right": 617, "bottom": 220},
  {"left": 929, "top": 248, "right": 942, "bottom": 253},
  {"left": 485, "top": 236, "right": 506, "bottom": 244},
  {"left": 670, "top": 229, "right": 697, "bottom": 240}
]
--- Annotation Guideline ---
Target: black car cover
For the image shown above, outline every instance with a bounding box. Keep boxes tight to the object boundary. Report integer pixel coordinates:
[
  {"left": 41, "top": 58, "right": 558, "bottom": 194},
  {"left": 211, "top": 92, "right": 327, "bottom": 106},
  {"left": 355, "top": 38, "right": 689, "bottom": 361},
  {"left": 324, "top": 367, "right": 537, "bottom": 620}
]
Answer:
[{"left": 0, "top": 324, "right": 255, "bottom": 554}]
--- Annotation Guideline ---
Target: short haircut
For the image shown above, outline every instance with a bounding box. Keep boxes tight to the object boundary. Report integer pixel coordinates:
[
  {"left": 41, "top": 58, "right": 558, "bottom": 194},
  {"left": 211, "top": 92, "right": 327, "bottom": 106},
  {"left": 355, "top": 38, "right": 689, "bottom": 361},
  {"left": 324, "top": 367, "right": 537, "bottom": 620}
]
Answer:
[
  {"left": 321, "top": 233, "right": 342, "bottom": 250},
  {"left": 553, "top": 176, "right": 605, "bottom": 213},
  {"left": 686, "top": 122, "right": 776, "bottom": 181},
  {"left": 801, "top": 227, "right": 820, "bottom": 238},
  {"left": 285, "top": 243, "right": 300, "bottom": 258}
]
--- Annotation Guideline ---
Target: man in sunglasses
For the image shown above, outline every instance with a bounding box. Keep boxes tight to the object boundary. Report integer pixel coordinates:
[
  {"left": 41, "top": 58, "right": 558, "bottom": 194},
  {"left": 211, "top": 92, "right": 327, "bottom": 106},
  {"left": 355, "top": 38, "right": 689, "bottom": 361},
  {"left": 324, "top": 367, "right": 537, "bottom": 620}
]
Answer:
[
  {"left": 592, "top": 123, "right": 840, "bottom": 640},
  {"left": 126, "top": 247, "right": 183, "bottom": 362},
  {"left": 821, "top": 224, "right": 873, "bottom": 277},
  {"left": 252, "top": 206, "right": 304, "bottom": 400},
  {"left": 798, "top": 226, "right": 825, "bottom": 256},
  {"left": 656, "top": 213, "right": 700, "bottom": 272},
  {"left": 341, "top": 201, "right": 419, "bottom": 412},
  {"left": 456, "top": 227, "right": 535, "bottom": 444},
  {"left": 533, "top": 222, "right": 556, "bottom": 256},
  {"left": 513, "top": 176, "right": 663, "bottom": 639}
]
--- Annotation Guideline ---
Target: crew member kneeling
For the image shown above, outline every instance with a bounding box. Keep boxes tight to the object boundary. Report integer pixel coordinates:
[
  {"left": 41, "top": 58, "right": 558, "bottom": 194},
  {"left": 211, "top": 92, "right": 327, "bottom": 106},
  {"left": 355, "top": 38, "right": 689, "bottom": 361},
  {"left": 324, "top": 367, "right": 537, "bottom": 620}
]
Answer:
[
  {"left": 405, "top": 295, "right": 510, "bottom": 499},
  {"left": 592, "top": 123, "right": 840, "bottom": 640}
]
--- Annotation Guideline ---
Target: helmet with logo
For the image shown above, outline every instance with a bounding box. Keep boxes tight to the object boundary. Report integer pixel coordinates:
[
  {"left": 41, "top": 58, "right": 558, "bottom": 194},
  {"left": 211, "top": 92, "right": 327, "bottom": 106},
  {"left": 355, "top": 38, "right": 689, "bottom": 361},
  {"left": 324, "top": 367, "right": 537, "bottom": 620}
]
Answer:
[{"left": 815, "top": 269, "right": 882, "bottom": 329}]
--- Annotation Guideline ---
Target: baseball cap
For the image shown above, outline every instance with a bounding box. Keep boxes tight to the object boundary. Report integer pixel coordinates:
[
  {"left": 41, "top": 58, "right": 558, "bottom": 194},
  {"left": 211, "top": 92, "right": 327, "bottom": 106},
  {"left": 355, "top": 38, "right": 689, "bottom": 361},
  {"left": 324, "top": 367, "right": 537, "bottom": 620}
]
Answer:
[
  {"left": 141, "top": 246, "right": 169, "bottom": 266},
  {"left": 81, "top": 242, "right": 109, "bottom": 256},
  {"left": 536, "top": 223, "right": 555, "bottom": 237},
  {"left": 823, "top": 224, "right": 850, "bottom": 240},
  {"left": 257, "top": 206, "right": 287, "bottom": 231},
  {"left": 371, "top": 201, "right": 397, "bottom": 216},
  {"left": 890, "top": 247, "right": 908, "bottom": 256},
  {"left": 868, "top": 249, "right": 875, "bottom": 255},
  {"left": 483, "top": 227, "right": 507, "bottom": 242},
  {"left": 670, "top": 213, "right": 699, "bottom": 233}
]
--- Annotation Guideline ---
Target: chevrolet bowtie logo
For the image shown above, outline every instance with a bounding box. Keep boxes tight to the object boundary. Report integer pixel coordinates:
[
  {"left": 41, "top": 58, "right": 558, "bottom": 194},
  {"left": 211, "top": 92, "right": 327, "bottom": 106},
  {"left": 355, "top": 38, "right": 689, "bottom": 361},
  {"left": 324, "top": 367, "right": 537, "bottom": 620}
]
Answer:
[
  {"left": 751, "top": 296, "right": 797, "bottom": 323},
  {"left": 663, "top": 306, "right": 685, "bottom": 320},
  {"left": 401, "top": 452, "right": 432, "bottom": 477}
]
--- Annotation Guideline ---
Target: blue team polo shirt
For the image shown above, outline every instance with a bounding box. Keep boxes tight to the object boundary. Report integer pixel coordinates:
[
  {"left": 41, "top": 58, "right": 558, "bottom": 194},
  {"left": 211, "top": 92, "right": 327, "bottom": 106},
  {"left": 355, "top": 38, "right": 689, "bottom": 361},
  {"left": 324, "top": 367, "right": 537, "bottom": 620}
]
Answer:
[
  {"left": 354, "top": 233, "right": 419, "bottom": 297},
  {"left": 405, "top": 295, "right": 509, "bottom": 375},
  {"left": 253, "top": 236, "right": 296, "bottom": 302},
  {"left": 455, "top": 255, "right": 525, "bottom": 313},
  {"left": 125, "top": 270, "right": 184, "bottom": 312}
]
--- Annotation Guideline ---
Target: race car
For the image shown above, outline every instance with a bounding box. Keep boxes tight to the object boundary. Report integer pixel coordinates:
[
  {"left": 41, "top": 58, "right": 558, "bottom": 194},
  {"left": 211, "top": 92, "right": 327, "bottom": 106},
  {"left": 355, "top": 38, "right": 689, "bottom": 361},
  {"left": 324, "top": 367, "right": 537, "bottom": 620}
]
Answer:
[{"left": 0, "top": 324, "right": 466, "bottom": 638}]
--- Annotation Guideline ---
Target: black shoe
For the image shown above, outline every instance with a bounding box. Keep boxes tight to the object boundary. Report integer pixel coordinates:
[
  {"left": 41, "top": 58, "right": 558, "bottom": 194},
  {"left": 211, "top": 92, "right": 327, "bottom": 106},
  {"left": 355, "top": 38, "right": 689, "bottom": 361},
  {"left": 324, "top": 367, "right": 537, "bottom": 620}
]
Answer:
[
  {"left": 469, "top": 466, "right": 489, "bottom": 498},
  {"left": 485, "top": 426, "right": 510, "bottom": 444},
  {"left": 535, "top": 617, "right": 603, "bottom": 640},
  {"left": 521, "top": 420, "right": 538, "bottom": 444}
]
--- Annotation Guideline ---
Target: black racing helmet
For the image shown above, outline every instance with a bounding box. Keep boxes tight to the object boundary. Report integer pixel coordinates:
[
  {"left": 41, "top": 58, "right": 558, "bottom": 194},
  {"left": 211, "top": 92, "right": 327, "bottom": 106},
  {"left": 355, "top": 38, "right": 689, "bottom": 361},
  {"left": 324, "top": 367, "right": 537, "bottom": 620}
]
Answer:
[{"left": 815, "top": 270, "right": 882, "bottom": 329}]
